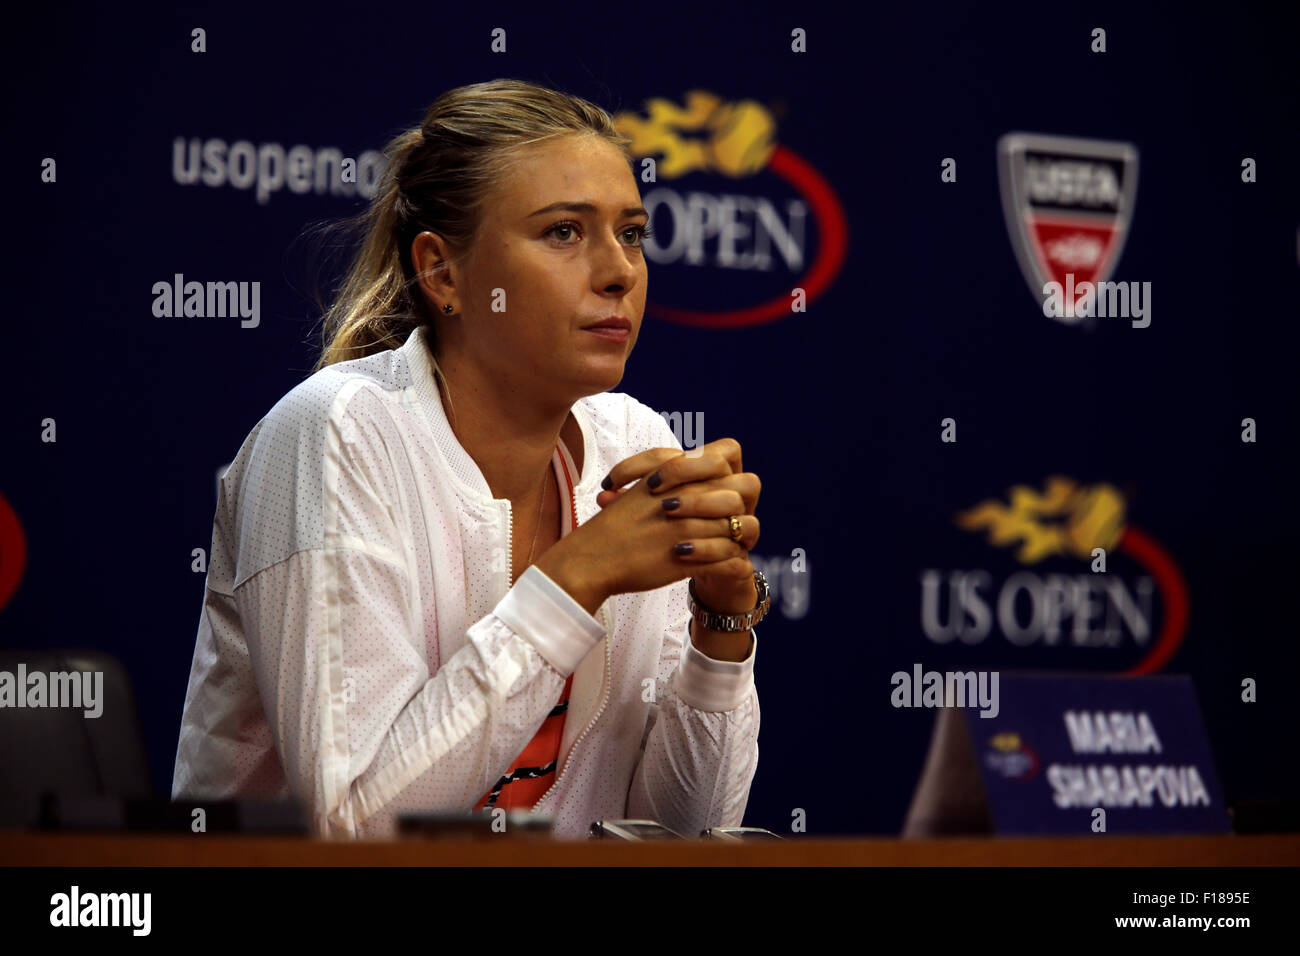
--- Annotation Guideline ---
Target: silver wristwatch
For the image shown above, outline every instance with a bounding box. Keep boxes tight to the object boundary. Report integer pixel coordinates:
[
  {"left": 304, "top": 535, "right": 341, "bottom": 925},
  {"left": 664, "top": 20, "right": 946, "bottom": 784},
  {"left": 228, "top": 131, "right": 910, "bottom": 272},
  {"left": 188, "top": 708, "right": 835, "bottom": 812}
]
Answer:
[{"left": 687, "top": 570, "right": 771, "bottom": 632}]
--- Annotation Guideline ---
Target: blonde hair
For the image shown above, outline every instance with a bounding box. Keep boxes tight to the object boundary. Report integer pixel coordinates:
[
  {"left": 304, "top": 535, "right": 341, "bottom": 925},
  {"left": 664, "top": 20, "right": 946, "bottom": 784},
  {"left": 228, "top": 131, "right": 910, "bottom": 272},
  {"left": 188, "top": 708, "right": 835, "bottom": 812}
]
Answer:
[{"left": 308, "top": 78, "right": 634, "bottom": 373}]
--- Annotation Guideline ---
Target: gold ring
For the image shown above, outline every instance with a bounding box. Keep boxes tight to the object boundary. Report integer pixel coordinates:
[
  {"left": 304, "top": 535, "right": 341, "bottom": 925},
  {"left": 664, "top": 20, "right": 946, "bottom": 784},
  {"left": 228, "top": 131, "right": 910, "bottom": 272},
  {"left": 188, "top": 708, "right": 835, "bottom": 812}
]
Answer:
[{"left": 728, "top": 515, "right": 744, "bottom": 542}]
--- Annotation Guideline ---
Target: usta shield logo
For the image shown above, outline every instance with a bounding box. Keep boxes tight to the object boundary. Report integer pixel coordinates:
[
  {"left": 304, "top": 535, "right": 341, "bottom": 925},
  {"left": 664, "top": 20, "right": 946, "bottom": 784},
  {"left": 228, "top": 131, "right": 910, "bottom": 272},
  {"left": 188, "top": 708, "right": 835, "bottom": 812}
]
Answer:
[{"left": 998, "top": 133, "right": 1139, "bottom": 322}]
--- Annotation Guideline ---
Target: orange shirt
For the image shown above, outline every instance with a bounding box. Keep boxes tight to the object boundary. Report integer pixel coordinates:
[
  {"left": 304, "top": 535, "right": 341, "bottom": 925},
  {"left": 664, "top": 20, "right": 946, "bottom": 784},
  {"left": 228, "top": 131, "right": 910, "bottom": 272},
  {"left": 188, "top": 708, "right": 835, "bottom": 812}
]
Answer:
[{"left": 473, "top": 436, "right": 582, "bottom": 812}]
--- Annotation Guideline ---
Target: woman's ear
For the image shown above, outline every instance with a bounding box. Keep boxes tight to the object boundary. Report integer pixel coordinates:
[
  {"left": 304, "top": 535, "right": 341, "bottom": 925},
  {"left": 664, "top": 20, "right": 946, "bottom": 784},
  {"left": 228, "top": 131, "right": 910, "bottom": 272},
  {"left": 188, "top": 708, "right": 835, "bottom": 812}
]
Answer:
[{"left": 411, "top": 231, "right": 457, "bottom": 310}]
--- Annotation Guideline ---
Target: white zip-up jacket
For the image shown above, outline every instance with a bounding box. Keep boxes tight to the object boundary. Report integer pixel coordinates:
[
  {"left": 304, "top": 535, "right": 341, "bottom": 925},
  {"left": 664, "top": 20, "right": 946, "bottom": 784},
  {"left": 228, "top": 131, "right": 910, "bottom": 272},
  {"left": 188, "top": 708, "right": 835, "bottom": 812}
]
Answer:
[{"left": 172, "top": 326, "right": 760, "bottom": 838}]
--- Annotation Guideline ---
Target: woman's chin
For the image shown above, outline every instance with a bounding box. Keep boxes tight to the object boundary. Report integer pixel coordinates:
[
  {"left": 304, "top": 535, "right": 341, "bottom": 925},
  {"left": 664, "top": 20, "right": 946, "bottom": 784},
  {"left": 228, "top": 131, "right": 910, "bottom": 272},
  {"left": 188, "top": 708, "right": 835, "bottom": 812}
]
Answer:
[{"left": 572, "top": 358, "right": 627, "bottom": 393}]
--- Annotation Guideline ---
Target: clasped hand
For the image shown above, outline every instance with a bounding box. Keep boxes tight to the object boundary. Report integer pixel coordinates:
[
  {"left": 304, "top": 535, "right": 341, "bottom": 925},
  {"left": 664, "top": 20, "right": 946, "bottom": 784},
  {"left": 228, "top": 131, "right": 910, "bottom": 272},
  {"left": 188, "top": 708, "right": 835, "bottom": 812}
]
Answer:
[{"left": 597, "top": 438, "right": 761, "bottom": 613}]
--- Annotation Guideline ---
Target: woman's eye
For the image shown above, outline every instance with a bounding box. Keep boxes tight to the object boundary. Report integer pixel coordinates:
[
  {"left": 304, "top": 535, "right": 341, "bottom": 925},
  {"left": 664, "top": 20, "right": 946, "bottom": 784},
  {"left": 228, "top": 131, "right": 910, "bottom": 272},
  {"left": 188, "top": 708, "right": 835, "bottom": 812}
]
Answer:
[
  {"left": 622, "top": 224, "right": 653, "bottom": 245},
  {"left": 546, "top": 221, "right": 653, "bottom": 246}
]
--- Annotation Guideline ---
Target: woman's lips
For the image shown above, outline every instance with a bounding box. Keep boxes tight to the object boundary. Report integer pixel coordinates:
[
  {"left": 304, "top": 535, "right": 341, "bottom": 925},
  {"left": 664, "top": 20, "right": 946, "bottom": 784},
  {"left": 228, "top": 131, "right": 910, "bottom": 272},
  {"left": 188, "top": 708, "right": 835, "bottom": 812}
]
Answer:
[{"left": 584, "top": 327, "right": 629, "bottom": 341}]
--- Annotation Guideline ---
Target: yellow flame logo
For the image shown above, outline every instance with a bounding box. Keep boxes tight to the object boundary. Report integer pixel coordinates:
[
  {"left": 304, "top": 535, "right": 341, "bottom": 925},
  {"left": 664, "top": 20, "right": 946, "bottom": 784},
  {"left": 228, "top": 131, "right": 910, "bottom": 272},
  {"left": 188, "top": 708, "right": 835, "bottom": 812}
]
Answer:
[
  {"left": 612, "top": 91, "right": 777, "bottom": 179},
  {"left": 990, "top": 733, "right": 1022, "bottom": 752},
  {"left": 955, "top": 476, "right": 1126, "bottom": 564}
]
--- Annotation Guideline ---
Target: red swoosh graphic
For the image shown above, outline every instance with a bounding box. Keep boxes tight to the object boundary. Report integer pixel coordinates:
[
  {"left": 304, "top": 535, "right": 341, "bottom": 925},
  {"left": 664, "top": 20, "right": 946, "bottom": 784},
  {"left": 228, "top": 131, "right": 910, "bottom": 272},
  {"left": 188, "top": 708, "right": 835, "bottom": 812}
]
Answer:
[
  {"left": 0, "top": 490, "right": 27, "bottom": 612},
  {"left": 1119, "top": 524, "right": 1190, "bottom": 675}
]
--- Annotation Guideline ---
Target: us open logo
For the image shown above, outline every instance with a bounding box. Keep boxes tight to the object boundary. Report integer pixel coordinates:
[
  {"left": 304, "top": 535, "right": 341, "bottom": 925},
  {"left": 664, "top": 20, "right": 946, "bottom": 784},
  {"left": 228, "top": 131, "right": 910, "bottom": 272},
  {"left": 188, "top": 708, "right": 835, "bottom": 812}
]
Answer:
[
  {"left": 918, "top": 476, "right": 1189, "bottom": 675},
  {"left": 611, "top": 91, "right": 848, "bottom": 328},
  {"left": 998, "top": 133, "right": 1139, "bottom": 324}
]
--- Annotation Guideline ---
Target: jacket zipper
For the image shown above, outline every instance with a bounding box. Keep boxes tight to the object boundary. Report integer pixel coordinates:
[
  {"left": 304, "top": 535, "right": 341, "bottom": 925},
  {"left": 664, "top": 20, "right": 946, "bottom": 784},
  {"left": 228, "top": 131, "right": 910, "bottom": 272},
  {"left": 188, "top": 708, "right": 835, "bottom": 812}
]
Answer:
[
  {"left": 505, "top": 456, "right": 611, "bottom": 813},
  {"left": 505, "top": 499, "right": 513, "bottom": 590},
  {"left": 532, "top": 599, "right": 611, "bottom": 814}
]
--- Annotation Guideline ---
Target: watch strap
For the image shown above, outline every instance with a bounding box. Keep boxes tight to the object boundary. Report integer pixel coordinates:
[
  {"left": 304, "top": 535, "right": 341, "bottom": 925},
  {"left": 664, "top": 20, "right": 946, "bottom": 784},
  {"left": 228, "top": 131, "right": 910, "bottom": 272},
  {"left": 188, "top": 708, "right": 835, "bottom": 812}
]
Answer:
[{"left": 687, "top": 569, "right": 770, "bottom": 632}]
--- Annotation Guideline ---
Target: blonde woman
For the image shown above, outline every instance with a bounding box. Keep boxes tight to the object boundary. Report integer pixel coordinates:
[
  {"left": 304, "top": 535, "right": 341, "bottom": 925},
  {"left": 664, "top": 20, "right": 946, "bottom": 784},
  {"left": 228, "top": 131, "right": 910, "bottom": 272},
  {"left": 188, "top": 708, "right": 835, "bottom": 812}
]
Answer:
[{"left": 172, "top": 79, "right": 767, "bottom": 839}]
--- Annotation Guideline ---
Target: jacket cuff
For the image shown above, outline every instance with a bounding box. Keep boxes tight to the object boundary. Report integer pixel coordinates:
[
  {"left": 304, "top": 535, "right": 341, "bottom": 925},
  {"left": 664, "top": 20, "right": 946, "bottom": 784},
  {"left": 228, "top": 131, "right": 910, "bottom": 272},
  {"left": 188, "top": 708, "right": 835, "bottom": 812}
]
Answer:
[
  {"left": 674, "top": 624, "right": 758, "bottom": 712},
  {"left": 493, "top": 564, "right": 606, "bottom": 675}
]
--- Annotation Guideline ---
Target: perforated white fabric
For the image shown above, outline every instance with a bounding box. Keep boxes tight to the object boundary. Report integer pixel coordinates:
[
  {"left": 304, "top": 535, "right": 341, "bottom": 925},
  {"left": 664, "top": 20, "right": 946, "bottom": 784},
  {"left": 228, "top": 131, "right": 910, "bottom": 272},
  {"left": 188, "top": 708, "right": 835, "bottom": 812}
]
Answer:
[{"left": 172, "top": 326, "right": 760, "bottom": 839}]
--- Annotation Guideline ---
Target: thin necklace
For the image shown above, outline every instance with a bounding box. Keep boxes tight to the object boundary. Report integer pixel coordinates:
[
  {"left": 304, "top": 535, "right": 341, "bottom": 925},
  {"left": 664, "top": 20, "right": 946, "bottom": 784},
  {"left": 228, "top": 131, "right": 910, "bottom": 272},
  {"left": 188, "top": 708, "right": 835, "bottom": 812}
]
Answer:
[
  {"left": 435, "top": 362, "right": 551, "bottom": 584},
  {"left": 525, "top": 468, "right": 550, "bottom": 574}
]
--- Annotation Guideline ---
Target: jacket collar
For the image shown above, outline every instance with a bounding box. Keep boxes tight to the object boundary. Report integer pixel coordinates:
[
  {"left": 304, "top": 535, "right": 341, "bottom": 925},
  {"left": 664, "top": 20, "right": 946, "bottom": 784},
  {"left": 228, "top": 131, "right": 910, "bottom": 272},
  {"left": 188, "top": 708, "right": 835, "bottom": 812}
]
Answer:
[{"left": 400, "top": 326, "right": 599, "bottom": 504}]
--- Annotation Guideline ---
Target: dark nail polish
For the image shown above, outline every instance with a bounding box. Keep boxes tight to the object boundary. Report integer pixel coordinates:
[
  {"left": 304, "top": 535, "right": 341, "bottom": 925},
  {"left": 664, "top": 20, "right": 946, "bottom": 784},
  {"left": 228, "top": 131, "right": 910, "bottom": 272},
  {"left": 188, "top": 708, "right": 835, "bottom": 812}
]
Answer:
[
  {"left": 674, "top": 541, "right": 693, "bottom": 555},
  {"left": 661, "top": 496, "right": 680, "bottom": 511},
  {"left": 648, "top": 470, "right": 662, "bottom": 489},
  {"left": 601, "top": 474, "right": 612, "bottom": 490}
]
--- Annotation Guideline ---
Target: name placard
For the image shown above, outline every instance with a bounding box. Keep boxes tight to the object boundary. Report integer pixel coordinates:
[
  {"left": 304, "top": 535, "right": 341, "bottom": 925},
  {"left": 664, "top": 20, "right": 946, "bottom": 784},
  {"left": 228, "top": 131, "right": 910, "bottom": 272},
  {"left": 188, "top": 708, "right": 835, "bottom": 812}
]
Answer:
[{"left": 904, "top": 674, "right": 1231, "bottom": 836}]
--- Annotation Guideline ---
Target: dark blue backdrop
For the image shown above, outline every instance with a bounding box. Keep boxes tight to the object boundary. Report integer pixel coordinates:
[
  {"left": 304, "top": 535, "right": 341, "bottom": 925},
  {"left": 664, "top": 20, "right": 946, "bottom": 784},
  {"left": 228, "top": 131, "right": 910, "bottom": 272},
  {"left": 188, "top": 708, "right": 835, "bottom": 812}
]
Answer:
[{"left": 4, "top": 0, "right": 1297, "bottom": 834}]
